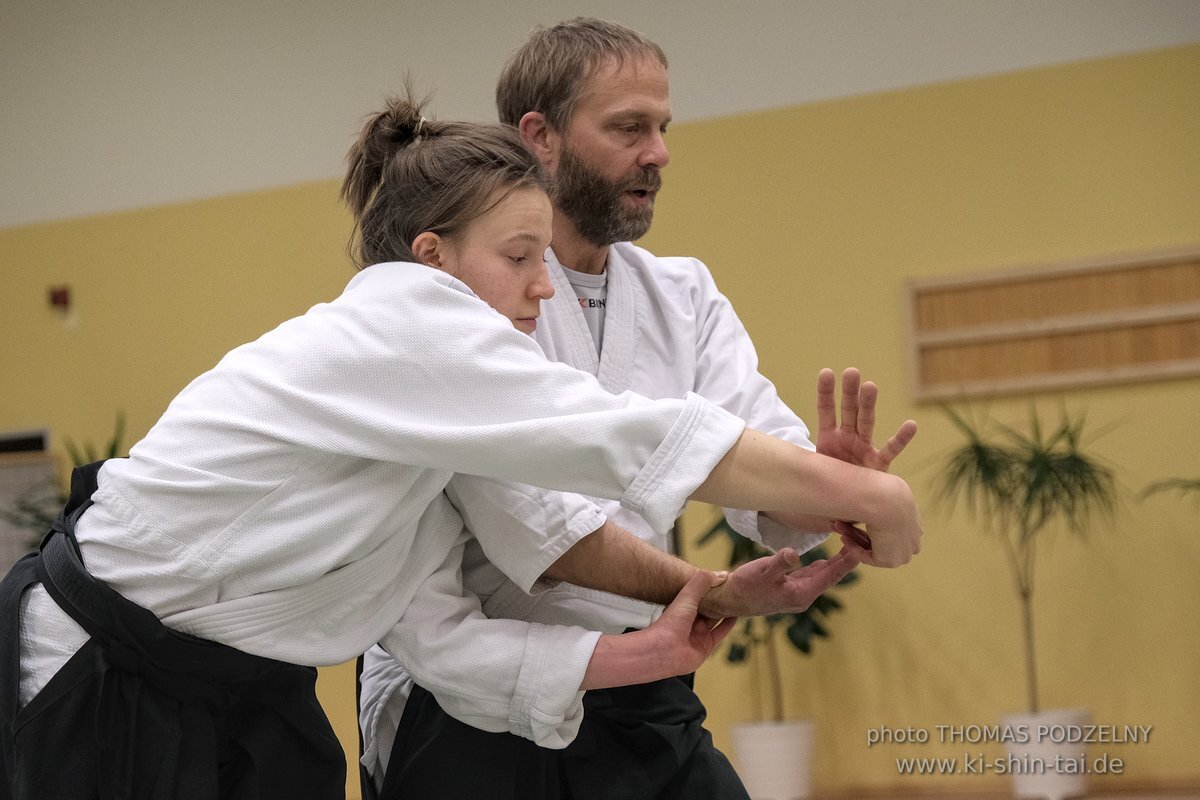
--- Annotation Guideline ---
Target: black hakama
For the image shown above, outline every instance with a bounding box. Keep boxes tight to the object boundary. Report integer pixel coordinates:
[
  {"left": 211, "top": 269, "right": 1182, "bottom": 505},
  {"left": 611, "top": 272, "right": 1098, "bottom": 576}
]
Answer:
[
  {"left": 372, "top": 672, "right": 750, "bottom": 800},
  {"left": 0, "top": 463, "right": 346, "bottom": 800}
]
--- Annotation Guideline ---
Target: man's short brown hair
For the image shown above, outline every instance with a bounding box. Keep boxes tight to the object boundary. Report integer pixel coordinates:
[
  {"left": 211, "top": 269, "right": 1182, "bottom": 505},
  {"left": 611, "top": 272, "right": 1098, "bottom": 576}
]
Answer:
[{"left": 496, "top": 17, "right": 667, "bottom": 131}]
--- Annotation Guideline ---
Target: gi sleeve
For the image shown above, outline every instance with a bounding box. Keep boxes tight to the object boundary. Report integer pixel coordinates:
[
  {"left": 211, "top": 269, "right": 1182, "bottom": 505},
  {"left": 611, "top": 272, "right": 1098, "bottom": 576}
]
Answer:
[
  {"left": 405, "top": 478, "right": 610, "bottom": 743},
  {"left": 207, "top": 264, "right": 745, "bottom": 537},
  {"left": 374, "top": 538, "right": 600, "bottom": 748},
  {"left": 687, "top": 258, "right": 828, "bottom": 555},
  {"left": 444, "top": 475, "right": 605, "bottom": 594}
]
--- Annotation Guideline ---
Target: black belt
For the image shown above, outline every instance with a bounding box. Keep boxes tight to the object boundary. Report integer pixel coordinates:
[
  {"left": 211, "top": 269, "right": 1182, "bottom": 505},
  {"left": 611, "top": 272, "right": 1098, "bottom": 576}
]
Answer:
[
  {"left": 37, "top": 461, "right": 279, "bottom": 708},
  {"left": 1, "top": 461, "right": 346, "bottom": 800}
]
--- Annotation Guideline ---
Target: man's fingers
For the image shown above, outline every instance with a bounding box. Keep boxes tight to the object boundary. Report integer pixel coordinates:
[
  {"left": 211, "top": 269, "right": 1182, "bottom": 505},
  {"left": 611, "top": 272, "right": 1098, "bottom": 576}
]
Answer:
[
  {"left": 772, "top": 547, "right": 801, "bottom": 574},
  {"left": 816, "top": 368, "right": 836, "bottom": 433},
  {"left": 815, "top": 550, "right": 860, "bottom": 587},
  {"left": 876, "top": 420, "right": 918, "bottom": 467},
  {"left": 837, "top": 533, "right": 870, "bottom": 561},
  {"left": 671, "top": 570, "right": 721, "bottom": 617},
  {"left": 857, "top": 381, "right": 878, "bottom": 439},
  {"left": 840, "top": 367, "right": 861, "bottom": 431},
  {"left": 781, "top": 550, "right": 860, "bottom": 607},
  {"left": 802, "top": 548, "right": 860, "bottom": 584},
  {"left": 833, "top": 519, "right": 872, "bottom": 550}
]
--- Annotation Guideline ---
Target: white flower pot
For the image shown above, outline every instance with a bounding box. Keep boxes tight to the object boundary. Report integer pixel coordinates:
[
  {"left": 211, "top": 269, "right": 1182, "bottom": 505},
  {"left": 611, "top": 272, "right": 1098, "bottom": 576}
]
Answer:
[
  {"left": 1001, "top": 708, "right": 1092, "bottom": 800},
  {"left": 731, "top": 720, "right": 816, "bottom": 800}
]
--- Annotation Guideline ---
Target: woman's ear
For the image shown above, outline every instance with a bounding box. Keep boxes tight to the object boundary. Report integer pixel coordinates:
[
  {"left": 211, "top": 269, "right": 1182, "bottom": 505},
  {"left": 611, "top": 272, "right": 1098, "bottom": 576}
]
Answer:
[
  {"left": 519, "top": 111, "right": 558, "bottom": 171},
  {"left": 412, "top": 231, "right": 445, "bottom": 269}
]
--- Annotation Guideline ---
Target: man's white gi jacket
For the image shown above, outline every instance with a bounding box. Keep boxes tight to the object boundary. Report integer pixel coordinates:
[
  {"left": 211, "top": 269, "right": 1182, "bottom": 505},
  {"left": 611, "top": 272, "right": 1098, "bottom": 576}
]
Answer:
[{"left": 359, "top": 245, "right": 825, "bottom": 769}]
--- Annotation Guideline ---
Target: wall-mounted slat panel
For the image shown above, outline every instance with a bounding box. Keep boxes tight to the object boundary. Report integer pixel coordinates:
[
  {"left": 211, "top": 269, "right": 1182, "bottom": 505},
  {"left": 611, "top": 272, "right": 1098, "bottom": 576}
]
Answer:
[{"left": 907, "top": 246, "right": 1200, "bottom": 400}]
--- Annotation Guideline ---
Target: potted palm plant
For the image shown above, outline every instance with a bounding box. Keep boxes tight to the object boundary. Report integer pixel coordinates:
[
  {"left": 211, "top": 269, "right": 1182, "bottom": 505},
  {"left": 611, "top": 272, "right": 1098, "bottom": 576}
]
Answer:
[
  {"left": 1, "top": 413, "right": 126, "bottom": 551},
  {"left": 938, "top": 404, "right": 1116, "bottom": 800},
  {"left": 697, "top": 515, "right": 857, "bottom": 800}
]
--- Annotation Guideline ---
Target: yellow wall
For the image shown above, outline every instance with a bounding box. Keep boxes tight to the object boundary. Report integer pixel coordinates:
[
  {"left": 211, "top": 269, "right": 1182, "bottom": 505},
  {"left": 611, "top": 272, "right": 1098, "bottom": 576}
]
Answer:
[
  {"left": 649, "top": 44, "right": 1200, "bottom": 793},
  {"left": 0, "top": 181, "right": 366, "bottom": 797},
  {"left": 0, "top": 180, "right": 353, "bottom": 446},
  {"left": 2, "top": 44, "right": 1197, "bottom": 797}
]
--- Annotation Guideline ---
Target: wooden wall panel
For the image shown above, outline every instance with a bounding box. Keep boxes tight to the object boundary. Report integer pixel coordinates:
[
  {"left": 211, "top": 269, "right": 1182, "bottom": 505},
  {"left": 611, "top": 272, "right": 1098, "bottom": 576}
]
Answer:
[{"left": 907, "top": 246, "right": 1200, "bottom": 399}]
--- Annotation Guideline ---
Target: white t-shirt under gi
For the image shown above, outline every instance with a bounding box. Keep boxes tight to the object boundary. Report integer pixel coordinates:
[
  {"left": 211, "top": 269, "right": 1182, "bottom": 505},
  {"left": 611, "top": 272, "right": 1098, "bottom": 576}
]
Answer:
[
  {"left": 358, "top": 244, "right": 824, "bottom": 772},
  {"left": 17, "top": 260, "right": 746, "bottom": 706}
]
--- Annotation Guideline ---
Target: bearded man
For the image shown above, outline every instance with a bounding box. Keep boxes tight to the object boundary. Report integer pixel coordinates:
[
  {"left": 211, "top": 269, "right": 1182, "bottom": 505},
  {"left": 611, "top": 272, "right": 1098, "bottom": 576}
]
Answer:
[{"left": 358, "top": 17, "right": 917, "bottom": 800}]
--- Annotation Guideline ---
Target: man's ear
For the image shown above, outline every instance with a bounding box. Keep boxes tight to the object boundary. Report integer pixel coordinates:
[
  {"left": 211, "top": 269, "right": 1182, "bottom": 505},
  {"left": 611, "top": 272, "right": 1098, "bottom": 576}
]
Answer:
[
  {"left": 412, "top": 231, "right": 446, "bottom": 269},
  {"left": 518, "top": 111, "right": 559, "bottom": 171}
]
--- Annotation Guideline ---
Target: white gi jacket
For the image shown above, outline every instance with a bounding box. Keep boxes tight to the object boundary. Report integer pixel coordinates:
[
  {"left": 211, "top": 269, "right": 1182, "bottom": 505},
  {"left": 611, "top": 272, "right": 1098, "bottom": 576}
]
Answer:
[
  {"left": 359, "top": 245, "right": 826, "bottom": 768},
  {"left": 17, "top": 260, "right": 746, "bottom": 706}
]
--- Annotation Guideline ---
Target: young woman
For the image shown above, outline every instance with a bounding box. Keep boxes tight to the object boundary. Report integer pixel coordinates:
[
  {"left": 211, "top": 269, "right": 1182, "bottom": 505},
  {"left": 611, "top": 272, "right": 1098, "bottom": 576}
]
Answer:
[{"left": 0, "top": 95, "right": 919, "bottom": 799}]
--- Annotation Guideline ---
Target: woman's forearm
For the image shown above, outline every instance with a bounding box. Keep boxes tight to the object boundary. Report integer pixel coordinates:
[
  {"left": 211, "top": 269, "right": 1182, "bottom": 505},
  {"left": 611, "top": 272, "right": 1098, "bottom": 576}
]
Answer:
[
  {"left": 690, "top": 428, "right": 921, "bottom": 567},
  {"left": 546, "top": 428, "right": 920, "bottom": 624}
]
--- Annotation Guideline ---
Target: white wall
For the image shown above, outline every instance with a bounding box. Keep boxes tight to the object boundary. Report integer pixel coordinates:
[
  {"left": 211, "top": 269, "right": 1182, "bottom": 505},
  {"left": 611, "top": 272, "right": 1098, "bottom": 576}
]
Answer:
[{"left": 3, "top": 0, "right": 1199, "bottom": 229}]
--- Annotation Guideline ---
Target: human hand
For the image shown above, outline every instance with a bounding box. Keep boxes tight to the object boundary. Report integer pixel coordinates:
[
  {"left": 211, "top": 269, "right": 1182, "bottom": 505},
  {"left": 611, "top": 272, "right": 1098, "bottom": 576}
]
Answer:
[
  {"left": 816, "top": 367, "right": 917, "bottom": 473},
  {"left": 698, "top": 547, "right": 861, "bottom": 618},
  {"left": 834, "top": 474, "right": 922, "bottom": 568},
  {"left": 582, "top": 571, "right": 736, "bottom": 689},
  {"left": 815, "top": 367, "right": 918, "bottom": 554},
  {"left": 648, "top": 570, "right": 738, "bottom": 675}
]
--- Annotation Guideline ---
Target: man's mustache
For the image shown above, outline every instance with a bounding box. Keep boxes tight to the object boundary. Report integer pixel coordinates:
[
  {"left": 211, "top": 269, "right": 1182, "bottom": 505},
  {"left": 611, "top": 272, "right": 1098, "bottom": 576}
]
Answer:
[{"left": 619, "top": 168, "right": 662, "bottom": 193}]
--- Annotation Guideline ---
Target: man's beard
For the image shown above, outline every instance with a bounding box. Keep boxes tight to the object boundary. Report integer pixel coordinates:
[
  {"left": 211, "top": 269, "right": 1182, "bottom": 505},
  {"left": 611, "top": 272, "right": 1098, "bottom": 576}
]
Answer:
[{"left": 552, "top": 144, "right": 662, "bottom": 247}]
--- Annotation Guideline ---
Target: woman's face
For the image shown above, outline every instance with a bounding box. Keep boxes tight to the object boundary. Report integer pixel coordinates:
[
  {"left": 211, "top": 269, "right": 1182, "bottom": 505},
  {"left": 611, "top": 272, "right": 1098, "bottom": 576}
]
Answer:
[{"left": 431, "top": 187, "right": 556, "bottom": 335}]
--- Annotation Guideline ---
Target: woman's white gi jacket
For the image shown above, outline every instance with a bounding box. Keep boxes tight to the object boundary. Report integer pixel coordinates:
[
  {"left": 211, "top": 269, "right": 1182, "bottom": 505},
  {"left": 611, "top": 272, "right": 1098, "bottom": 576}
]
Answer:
[{"left": 18, "top": 260, "right": 745, "bottom": 708}]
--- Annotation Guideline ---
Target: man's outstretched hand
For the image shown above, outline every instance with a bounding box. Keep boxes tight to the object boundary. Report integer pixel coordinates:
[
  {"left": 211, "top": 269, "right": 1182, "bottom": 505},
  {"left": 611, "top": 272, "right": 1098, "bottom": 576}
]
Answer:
[
  {"left": 816, "top": 367, "right": 916, "bottom": 472},
  {"left": 698, "top": 547, "right": 860, "bottom": 619},
  {"left": 815, "top": 367, "right": 922, "bottom": 564},
  {"left": 764, "top": 368, "right": 919, "bottom": 544}
]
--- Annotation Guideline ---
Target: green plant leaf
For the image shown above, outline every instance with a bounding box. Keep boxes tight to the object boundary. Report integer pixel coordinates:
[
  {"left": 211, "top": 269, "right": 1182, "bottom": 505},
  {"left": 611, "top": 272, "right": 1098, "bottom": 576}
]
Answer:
[
  {"left": 811, "top": 594, "right": 841, "bottom": 615},
  {"left": 62, "top": 411, "right": 128, "bottom": 468},
  {"left": 786, "top": 616, "right": 815, "bottom": 653}
]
